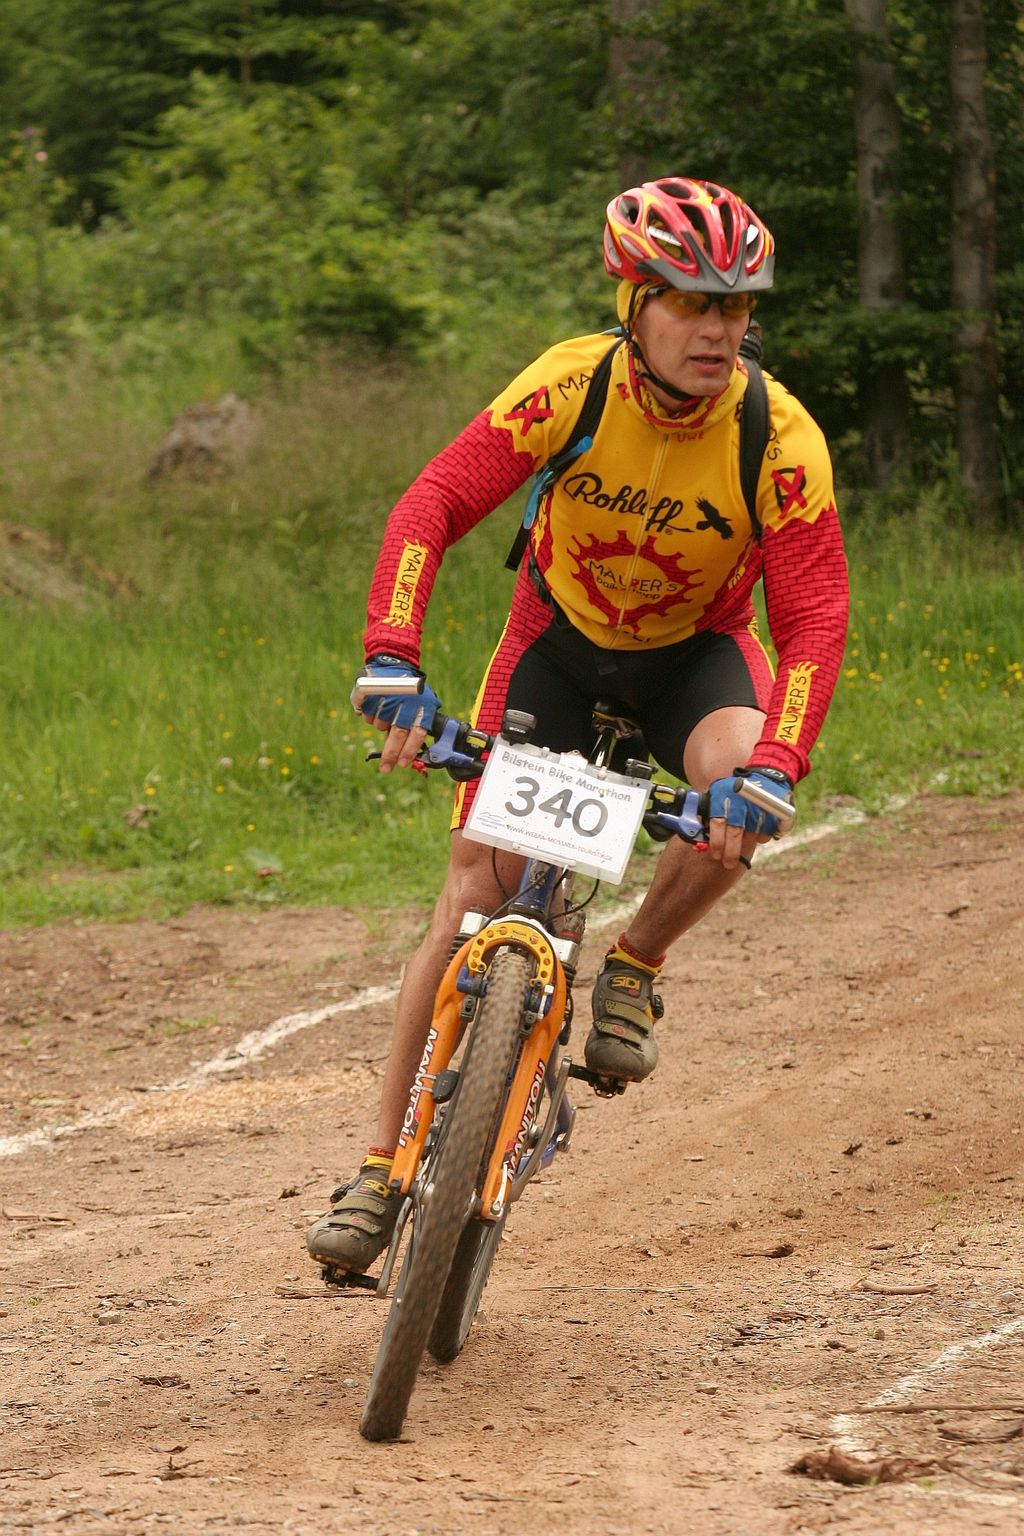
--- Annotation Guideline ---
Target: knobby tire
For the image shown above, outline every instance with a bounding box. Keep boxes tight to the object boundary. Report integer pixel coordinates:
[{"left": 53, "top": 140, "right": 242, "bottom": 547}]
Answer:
[
  {"left": 359, "top": 947, "right": 533, "bottom": 1441},
  {"left": 427, "top": 1208, "right": 507, "bottom": 1364}
]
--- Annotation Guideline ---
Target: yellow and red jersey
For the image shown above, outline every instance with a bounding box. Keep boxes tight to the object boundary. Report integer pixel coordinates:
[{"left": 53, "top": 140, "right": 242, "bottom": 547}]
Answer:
[{"left": 364, "top": 332, "right": 848, "bottom": 782}]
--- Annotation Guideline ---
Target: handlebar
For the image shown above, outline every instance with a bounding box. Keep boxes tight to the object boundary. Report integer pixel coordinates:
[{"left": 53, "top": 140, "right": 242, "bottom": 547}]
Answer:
[{"left": 351, "top": 675, "right": 796, "bottom": 838}]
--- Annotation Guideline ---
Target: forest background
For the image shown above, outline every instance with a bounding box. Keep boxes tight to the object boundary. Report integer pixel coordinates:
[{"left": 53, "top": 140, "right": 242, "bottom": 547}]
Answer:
[{"left": 0, "top": 0, "right": 1021, "bottom": 925}]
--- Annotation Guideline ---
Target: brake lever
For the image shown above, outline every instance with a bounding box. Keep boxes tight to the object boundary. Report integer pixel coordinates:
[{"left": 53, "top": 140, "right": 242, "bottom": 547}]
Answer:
[
  {"left": 645, "top": 786, "right": 706, "bottom": 844},
  {"left": 424, "top": 716, "right": 484, "bottom": 780}
]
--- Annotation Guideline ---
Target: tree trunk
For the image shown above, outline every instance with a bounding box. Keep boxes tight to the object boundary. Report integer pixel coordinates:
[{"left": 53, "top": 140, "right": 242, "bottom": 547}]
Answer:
[
  {"left": 608, "top": 0, "right": 665, "bottom": 188},
  {"left": 239, "top": 0, "right": 252, "bottom": 89},
  {"left": 950, "top": 0, "right": 1000, "bottom": 522},
  {"left": 844, "top": 0, "right": 910, "bottom": 486}
]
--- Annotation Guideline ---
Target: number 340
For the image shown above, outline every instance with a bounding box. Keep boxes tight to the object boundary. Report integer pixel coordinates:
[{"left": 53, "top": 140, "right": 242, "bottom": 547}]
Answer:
[{"left": 504, "top": 775, "right": 608, "bottom": 838}]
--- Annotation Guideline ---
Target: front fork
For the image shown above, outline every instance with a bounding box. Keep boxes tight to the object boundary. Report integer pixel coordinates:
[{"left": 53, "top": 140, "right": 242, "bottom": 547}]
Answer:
[{"left": 387, "top": 915, "right": 578, "bottom": 1217}]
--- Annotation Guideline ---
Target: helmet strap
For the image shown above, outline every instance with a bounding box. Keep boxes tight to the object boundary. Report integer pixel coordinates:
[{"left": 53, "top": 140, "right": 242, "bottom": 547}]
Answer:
[{"left": 629, "top": 340, "right": 701, "bottom": 407}]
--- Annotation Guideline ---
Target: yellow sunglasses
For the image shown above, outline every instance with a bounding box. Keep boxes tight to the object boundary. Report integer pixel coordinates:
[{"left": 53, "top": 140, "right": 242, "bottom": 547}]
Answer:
[{"left": 658, "top": 289, "right": 758, "bottom": 319}]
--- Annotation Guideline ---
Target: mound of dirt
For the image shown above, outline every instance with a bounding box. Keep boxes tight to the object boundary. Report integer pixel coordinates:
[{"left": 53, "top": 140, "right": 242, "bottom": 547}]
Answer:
[
  {"left": 0, "top": 521, "right": 135, "bottom": 608},
  {"left": 146, "top": 392, "right": 259, "bottom": 480}
]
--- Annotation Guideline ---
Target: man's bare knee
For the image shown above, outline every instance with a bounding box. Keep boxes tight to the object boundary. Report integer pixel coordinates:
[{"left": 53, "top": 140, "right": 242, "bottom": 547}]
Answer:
[{"left": 430, "top": 832, "right": 522, "bottom": 931}]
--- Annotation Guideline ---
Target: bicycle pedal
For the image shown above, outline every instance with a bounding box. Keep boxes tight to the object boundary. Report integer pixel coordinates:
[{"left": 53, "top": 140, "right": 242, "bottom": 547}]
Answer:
[
  {"left": 566, "top": 1063, "right": 628, "bottom": 1097},
  {"left": 591, "top": 1078, "right": 628, "bottom": 1100},
  {"left": 320, "top": 1264, "right": 379, "bottom": 1292}
]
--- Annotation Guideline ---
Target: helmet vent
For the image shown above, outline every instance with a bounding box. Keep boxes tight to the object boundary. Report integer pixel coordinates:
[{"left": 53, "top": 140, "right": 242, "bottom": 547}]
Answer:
[
  {"left": 648, "top": 216, "right": 683, "bottom": 255},
  {"left": 603, "top": 230, "right": 623, "bottom": 270},
  {"left": 686, "top": 205, "right": 711, "bottom": 254},
  {"left": 620, "top": 232, "right": 649, "bottom": 262},
  {"left": 719, "top": 201, "right": 736, "bottom": 255}
]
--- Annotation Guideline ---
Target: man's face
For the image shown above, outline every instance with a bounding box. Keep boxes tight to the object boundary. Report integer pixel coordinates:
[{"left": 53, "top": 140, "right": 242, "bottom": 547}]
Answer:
[{"left": 633, "top": 291, "right": 750, "bottom": 406}]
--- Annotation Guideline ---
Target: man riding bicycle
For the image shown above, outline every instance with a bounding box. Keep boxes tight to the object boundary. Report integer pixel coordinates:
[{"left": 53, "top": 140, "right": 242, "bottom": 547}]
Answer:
[{"left": 307, "top": 176, "right": 849, "bottom": 1276}]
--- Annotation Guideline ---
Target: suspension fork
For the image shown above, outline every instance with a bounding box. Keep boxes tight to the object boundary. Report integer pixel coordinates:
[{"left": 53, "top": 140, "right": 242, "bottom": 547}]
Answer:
[
  {"left": 478, "top": 967, "right": 567, "bottom": 1216},
  {"left": 387, "top": 918, "right": 568, "bottom": 1200},
  {"left": 479, "top": 872, "right": 585, "bottom": 1216}
]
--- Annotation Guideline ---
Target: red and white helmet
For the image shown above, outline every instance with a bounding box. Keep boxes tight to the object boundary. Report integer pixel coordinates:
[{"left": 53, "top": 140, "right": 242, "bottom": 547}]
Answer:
[{"left": 604, "top": 177, "right": 774, "bottom": 292}]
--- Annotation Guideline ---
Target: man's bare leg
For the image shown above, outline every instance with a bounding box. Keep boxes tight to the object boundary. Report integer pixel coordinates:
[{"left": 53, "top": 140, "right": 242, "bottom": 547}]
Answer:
[
  {"left": 623, "top": 705, "right": 767, "bottom": 956},
  {"left": 306, "top": 831, "right": 525, "bottom": 1269},
  {"left": 585, "top": 706, "right": 769, "bottom": 1084},
  {"left": 372, "top": 832, "right": 525, "bottom": 1149}
]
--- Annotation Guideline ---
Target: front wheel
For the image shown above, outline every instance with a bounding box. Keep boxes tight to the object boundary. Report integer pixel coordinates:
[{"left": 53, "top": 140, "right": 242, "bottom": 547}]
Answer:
[{"left": 359, "top": 947, "right": 532, "bottom": 1441}]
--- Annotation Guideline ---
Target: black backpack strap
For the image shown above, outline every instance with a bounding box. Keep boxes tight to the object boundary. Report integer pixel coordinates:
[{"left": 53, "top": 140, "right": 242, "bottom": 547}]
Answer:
[
  {"left": 505, "top": 334, "right": 624, "bottom": 572},
  {"left": 738, "top": 324, "right": 770, "bottom": 543}
]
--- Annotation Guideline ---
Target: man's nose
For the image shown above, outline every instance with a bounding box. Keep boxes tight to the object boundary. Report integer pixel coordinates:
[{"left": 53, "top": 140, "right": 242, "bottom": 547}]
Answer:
[{"left": 698, "top": 302, "right": 727, "bottom": 334}]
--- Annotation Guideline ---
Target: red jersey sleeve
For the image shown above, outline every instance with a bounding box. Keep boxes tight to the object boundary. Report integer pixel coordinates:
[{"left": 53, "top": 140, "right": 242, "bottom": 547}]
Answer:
[
  {"left": 747, "top": 502, "right": 849, "bottom": 782},
  {"left": 363, "top": 412, "right": 535, "bottom": 665}
]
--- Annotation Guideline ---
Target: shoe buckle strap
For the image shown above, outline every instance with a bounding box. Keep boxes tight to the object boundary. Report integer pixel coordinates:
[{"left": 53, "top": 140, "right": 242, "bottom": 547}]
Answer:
[
  {"left": 326, "top": 1209, "right": 385, "bottom": 1237},
  {"left": 593, "top": 1011, "right": 652, "bottom": 1046},
  {"left": 330, "top": 1187, "right": 391, "bottom": 1221}
]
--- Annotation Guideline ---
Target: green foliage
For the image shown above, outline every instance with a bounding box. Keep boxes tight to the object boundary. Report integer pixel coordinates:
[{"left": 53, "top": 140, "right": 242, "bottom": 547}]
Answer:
[
  {"left": 332, "top": 0, "right": 609, "bottom": 200},
  {"left": 0, "top": 0, "right": 201, "bottom": 214},
  {"left": 0, "top": 0, "right": 401, "bottom": 214},
  {"left": 625, "top": 0, "right": 1022, "bottom": 500},
  {"left": 101, "top": 74, "right": 444, "bottom": 352},
  {"left": 0, "top": 73, "right": 449, "bottom": 356},
  {"left": 0, "top": 127, "right": 79, "bottom": 344},
  {"left": 819, "top": 489, "right": 1024, "bottom": 806},
  {"left": 0, "top": 1, "right": 1021, "bottom": 487}
]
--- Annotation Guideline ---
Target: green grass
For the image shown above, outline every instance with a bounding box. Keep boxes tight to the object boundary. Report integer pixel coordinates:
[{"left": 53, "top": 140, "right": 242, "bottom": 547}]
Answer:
[
  {"left": 0, "top": 346, "right": 1021, "bottom": 927},
  {"left": 806, "top": 492, "right": 1024, "bottom": 805}
]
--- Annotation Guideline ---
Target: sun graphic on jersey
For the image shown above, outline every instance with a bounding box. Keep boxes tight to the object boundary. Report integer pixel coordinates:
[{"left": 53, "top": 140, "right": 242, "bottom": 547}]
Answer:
[{"left": 568, "top": 532, "right": 702, "bottom": 635}]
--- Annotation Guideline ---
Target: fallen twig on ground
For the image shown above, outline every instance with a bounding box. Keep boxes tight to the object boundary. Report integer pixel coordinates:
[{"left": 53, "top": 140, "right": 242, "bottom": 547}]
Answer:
[
  {"left": 1, "top": 1208, "right": 72, "bottom": 1224},
  {"left": 850, "top": 1401, "right": 1024, "bottom": 1416},
  {"left": 516, "top": 1284, "right": 696, "bottom": 1295},
  {"left": 853, "top": 1279, "right": 938, "bottom": 1295},
  {"left": 790, "top": 1446, "right": 959, "bottom": 1484},
  {"left": 274, "top": 1284, "right": 369, "bottom": 1300}
]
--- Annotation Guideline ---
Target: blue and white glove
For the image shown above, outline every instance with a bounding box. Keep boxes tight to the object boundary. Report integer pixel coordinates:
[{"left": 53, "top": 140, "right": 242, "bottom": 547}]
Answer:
[
  {"left": 707, "top": 767, "right": 793, "bottom": 839},
  {"left": 355, "top": 654, "right": 440, "bottom": 733}
]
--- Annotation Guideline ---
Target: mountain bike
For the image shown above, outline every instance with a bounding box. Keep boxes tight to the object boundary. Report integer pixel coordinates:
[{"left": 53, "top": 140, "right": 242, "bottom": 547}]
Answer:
[{"left": 336, "top": 675, "right": 795, "bottom": 1442}]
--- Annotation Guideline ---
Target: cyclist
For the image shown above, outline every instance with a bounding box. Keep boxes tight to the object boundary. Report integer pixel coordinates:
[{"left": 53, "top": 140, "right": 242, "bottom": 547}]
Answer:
[{"left": 307, "top": 177, "right": 849, "bottom": 1275}]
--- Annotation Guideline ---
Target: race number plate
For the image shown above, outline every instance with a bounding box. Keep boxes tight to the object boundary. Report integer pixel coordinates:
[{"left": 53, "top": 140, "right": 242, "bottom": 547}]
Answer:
[{"left": 463, "top": 740, "right": 649, "bottom": 882}]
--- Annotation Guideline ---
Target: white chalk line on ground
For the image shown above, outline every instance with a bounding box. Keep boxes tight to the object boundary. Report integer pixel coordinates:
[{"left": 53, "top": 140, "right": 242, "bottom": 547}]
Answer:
[
  {"left": 0, "top": 811, "right": 866, "bottom": 1163},
  {"left": 0, "top": 986, "right": 398, "bottom": 1160},
  {"left": 830, "top": 1315, "right": 1024, "bottom": 1507}
]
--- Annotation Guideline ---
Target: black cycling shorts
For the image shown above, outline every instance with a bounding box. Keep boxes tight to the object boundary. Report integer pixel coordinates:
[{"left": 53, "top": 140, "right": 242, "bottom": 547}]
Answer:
[{"left": 452, "top": 596, "right": 774, "bottom": 827}]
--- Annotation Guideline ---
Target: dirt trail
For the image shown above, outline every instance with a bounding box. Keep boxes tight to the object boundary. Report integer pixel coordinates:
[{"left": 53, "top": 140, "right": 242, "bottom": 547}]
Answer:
[{"left": 2, "top": 794, "right": 1023, "bottom": 1536}]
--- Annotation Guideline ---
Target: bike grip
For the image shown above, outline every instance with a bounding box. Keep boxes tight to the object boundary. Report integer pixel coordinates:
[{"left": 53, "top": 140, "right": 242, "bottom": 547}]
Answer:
[
  {"left": 352, "top": 676, "right": 453, "bottom": 747},
  {"left": 351, "top": 673, "right": 424, "bottom": 713},
  {"left": 732, "top": 775, "right": 796, "bottom": 835}
]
